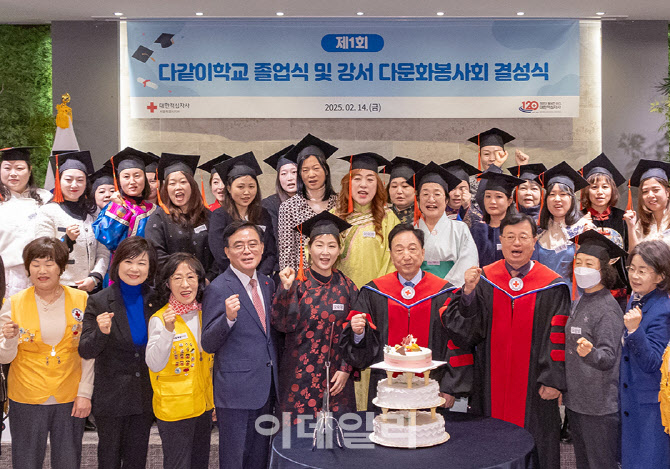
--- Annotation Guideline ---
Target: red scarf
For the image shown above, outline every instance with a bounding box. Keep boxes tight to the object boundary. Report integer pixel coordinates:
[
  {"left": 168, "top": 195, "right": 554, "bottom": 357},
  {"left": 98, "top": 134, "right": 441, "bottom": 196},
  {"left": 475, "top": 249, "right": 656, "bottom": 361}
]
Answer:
[
  {"left": 168, "top": 294, "right": 201, "bottom": 315},
  {"left": 588, "top": 206, "right": 611, "bottom": 221}
]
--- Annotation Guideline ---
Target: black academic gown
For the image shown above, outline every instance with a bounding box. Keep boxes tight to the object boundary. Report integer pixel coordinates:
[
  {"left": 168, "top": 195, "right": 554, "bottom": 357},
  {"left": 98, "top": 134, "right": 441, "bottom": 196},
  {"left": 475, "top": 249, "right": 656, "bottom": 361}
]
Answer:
[
  {"left": 443, "top": 259, "right": 570, "bottom": 469},
  {"left": 587, "top": 206, "right": 629, "bottom": 302},
  {"left": 208, "top": 206, "right": 277, "bottom": 277},
  {"left": 470, "top": 220, "right": 503, "bottom": 268},
  {"left": 340, "top": 271, "right": 473, "bottom": 411},
  {"left": 145, "top": 209, "right": 218, "bottom": 282}
]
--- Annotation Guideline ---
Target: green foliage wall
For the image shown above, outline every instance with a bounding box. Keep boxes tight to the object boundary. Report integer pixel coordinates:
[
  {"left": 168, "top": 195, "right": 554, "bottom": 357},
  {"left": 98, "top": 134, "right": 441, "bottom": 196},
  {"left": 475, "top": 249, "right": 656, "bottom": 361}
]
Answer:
[{"left": 0, "top": 25, "right": 54, "bottom": 186}]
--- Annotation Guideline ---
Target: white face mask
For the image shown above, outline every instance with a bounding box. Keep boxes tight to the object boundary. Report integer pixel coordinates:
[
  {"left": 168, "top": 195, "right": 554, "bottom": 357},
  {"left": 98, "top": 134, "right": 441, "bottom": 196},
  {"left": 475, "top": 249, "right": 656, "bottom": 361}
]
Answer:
[{"left": 574, "top": 267, "right": 602, "bottom": 290}]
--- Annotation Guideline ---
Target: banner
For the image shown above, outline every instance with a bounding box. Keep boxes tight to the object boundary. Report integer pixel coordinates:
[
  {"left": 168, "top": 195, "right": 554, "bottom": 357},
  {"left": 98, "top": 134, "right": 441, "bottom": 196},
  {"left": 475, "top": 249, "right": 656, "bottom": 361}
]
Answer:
[{"left": 127, "top": 19, "right": 580, "bottom": 119}]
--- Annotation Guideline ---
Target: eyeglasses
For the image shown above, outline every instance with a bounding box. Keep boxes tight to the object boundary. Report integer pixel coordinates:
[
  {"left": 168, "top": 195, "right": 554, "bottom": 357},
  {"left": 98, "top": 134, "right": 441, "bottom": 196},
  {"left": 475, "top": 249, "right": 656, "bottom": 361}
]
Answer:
[
  {"left": 229, "top": 241, "right": 261, "bottom": 253},
  {"left": 500, "top": 234, "right": 534, "bottom": 243}
]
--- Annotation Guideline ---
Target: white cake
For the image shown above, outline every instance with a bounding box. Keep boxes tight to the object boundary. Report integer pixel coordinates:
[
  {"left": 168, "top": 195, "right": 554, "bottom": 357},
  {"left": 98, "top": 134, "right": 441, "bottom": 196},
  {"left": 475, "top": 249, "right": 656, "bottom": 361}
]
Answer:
[
  {"left": 371, "top": 411, "right": 449, "bottom": 448},
  {"left": 383, "top": 345, "right": 432, "bottom": 368},
  {"left": 375, "top": 375, "right": 442, "bottom": 409}
]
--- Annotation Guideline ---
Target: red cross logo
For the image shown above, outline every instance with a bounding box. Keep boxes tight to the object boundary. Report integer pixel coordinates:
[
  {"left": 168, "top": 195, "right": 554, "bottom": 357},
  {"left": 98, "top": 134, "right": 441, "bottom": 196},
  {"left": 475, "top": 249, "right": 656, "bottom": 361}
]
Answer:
[
  {"left": 511, "top": 280, "right": 521, "bottom": 289},
  {"left": 147, "top": 102, "right": 157, "bottom": 113}
]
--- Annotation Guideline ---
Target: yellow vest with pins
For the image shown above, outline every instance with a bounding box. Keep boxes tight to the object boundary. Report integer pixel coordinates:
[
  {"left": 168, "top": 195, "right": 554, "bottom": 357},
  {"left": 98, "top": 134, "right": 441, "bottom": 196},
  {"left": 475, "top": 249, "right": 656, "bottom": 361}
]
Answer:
[
  {"left": 149, "top": 304, "right": 214, "bottom": 421},
  {"left": 8, "top": 286, "right": 87, "bottom": 404}
]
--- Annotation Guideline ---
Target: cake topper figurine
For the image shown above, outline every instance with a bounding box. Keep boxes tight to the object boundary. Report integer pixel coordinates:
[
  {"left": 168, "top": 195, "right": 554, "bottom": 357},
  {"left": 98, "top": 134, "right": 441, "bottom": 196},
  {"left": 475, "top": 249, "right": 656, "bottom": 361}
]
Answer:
[{"left": 312, "top": 323, "right": 345, "bottom": 451}]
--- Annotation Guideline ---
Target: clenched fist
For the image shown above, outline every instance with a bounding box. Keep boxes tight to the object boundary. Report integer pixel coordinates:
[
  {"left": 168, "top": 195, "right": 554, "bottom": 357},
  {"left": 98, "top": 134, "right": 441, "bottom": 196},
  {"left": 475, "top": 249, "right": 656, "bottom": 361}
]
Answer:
[
  {"left": 493, "top": 149, "right": 509, "bottom": 168},
  {"left": 463, "top": 266, "right": 482, "bottom": 295},
  {"left": 278, "top": 267, "right": 296, "bottom": 291},
  {"left": 350, "top": 313, "right": 367, "bottom": 335},
  {"left": 163, "top": 307, "right": 177, "bottom": 332},
  {"left": 515, "top": 149, "right": 530, "bottom": 166},
  {"left": 1, "top": 320, "right": 19, "bottom": 340},
  {"left": 66, "top": 224, "right": 80, "bottom": 241},
  {"left": 97, "top": 312, "right": 115, "bottom": 335},
  {"left": 576, "top": 337, "right": 593, "bottom": 357},
  {"left": 624, "top": 306, "right": 642, "bottom": 333},
  {"left": 225, "top": 294, "right": 241, "bottom": 321}
]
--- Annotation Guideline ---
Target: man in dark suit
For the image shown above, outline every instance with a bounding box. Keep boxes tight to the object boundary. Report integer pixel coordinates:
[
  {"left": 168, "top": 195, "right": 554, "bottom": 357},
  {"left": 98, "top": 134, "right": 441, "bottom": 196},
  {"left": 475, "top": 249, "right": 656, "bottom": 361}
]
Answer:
[{"left": 202, "top": 220, "right": 278, "bottom": 469}]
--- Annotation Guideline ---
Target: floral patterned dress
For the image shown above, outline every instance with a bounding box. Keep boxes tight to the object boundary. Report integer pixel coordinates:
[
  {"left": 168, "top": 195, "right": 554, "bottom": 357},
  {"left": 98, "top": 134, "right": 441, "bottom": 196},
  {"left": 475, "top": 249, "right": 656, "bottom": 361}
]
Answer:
[{"left": 271, "top": 268, "right": 358, "bottom": 424}]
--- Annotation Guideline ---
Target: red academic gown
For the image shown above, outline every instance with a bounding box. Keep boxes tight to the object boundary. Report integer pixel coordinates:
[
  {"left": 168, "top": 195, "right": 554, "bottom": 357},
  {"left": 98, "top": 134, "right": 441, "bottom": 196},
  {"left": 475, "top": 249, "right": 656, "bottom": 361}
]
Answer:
[
  {"left": 340, "top": 271, "right": 473, "bottom": 410},
  {"left": 444, "top": 259, "right": 570, "bottom": 469}
]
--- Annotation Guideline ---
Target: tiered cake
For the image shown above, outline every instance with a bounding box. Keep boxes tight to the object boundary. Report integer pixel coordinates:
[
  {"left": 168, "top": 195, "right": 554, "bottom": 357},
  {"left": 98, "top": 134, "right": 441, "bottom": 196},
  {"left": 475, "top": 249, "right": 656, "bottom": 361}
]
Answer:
[{"left": 369, "top": 336, "right": 450, "bottom": 448}]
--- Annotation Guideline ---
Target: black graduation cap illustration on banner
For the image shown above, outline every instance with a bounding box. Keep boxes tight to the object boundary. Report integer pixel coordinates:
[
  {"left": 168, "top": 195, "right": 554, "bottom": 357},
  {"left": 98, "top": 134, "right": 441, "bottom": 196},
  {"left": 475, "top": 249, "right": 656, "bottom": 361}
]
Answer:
[
  {"left": 132, "top": 45, "right": 154, "bottom": 63},
  {"left": 154, "top": 33, "right": 175, "bottom": 49}
]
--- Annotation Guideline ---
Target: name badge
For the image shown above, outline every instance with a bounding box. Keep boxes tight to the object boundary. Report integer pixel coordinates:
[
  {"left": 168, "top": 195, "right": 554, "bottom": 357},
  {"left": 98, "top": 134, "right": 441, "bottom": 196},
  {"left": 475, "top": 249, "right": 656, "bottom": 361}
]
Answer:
[
  {"left": 496, "top": 243, "right": 502, "bottom": 251},
  {"left": 427, "top": 261, "right": 440, "bottom": 266},
  {"left": 194, "top": 224, "right": 207, "bottom": 234},
  {"left": 173, "top": 333, "right": 188, "bottom": 342},
  {"left": 555, "top": 244, "right": 568, "bottom": 253},
  {"left": 570, "top": 327, "right": 582, "bottom": 335},
  {"left": 363, "top": 231, "right": 376, "bottom": 238},
  {"left": 28, "top": 213, "right": 37, "bottom": 220},
  {"left": 333, "top": 304, "right": 344, "bottom": 311}
]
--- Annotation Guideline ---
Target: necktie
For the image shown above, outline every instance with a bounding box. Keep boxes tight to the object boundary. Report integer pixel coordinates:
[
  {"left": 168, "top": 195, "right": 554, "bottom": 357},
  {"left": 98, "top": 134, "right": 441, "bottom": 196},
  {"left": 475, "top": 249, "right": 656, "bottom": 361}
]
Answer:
[
  {"left": 510, "top": 270, "right": 520, "bottom": 278},
  {"left": 404, "top": 281, "right": 415, "bottom": 288},
  {"left": 249, "top": 278, "right": 267, "bottom": 333}
]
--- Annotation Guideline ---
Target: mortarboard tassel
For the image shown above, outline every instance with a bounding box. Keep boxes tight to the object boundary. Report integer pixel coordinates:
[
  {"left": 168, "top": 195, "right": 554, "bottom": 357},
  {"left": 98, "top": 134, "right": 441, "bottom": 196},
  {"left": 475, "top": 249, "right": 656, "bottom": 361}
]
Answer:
[
  {"left": 53, "top": 154, "right": 64, "bottom": 203},
  {"left": 412, "top": 174, "right": 421, "bottom": 224},
  {"left": 477, "top": 134, "right": 482, "bottom": 171},
  {"left": 579, "top": 168, "right": 585, "bottom": 211},
  {"left": 347, "top": 155, "right": 354, "bottom": 214},
  {"left": 110, "top": 155, "right": 120, "bottom": 193},
  {"left": 155, "top": 169, "right": 170, "bottom": 214},
  {"left": 626, "top": 179, "right": 633, "bottom": 211},
  {"left": 571, "top": 252, "right": 578, "bottom": 301},
  {"left": 200, "top": 175, "right": 210, "bottom": 210},
  {"left": 296, "top": 226, "right": 307, "bottom": 282},
  {"left": 514, "top": 165, "right": 524, "bottom": 212},
  {"left": 538, "top": 172, "right": 545, "bottom": 216}
]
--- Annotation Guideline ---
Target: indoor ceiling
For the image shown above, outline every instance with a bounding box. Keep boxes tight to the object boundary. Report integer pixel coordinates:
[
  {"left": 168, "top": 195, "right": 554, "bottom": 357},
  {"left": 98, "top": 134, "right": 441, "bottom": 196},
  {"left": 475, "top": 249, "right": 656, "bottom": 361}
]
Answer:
[{"left": 1, "top": 0, "right": 669, "bottom": 24}]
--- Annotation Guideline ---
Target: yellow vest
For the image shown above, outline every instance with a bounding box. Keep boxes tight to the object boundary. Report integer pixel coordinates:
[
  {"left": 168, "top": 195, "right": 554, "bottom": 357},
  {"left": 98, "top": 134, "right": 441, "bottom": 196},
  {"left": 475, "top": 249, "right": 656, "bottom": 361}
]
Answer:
[
  {"left": 660, "top": 345, "right": 670, "bottom": 435},
  {"left": 149, "top": 304, "right": 214, "bottom": 421},
  {"left": 8, "top": 286, "right": 88, "bottom": 404}
]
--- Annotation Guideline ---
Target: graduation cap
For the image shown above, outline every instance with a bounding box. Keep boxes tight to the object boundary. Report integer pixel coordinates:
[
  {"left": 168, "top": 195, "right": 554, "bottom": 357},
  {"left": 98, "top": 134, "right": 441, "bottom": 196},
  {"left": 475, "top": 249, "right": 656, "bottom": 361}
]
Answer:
[
  {"left": 157, "top": 153, "right": 200, "bottom": 181},
  {"left": 441, "top": 159, "right": 481, "bottom": 183},
  {"left": 0, "top": 146, "right": 36, "bottom": 163},
  {"left": 198, "top": 153, "right": 232, "bottom": 174},
  {"left": 106, "top": 147, "right": 155, "bottom": 173},
  {"left": 145, "top": 152, "right": 160, "bottom": 174},
  {"left": 339, "top": 152, "right": 390, "bottom": 172},
  {"left": 535, "top": 161, "right": 589, "bottom": 193},
  {"left": 154, "top": 33, "right": 174, "bottom": 49},
  {"left": 629, "top": 159, "right": 670, "bottom": 187},
  {"left": 292, "top": 211, "right": 352, "bottom": 282},
  {"left": 132, "top": 45, "right": 154, "bottom": 63},
  {"left": 581, "top": 153, "right": 626, "bottom": 187},
  {"left": 91, "top": 166, "right": 115, "bottom": 193},
  {"left": 295, "top": 210, "right": 352, "bottom": 240},
  {"left": 213, "top": 152, "right": 262, "bottom": 183},
  {"left": 508, "top": 163, "right": 547, "bottom": 182},
  {"left": 50, "top": 151, "right": 95, "bottom": 203},
  {"left": 383, "top": 157, "right": 425, "bottom": 181},
  {"left": 572, "top": 228, "right": 627, "bottom": 262},
  {"left": 50, "top": 151, "right": 95, "bottom": 176},
  {"left": 468, "top": 128, "right": 515, "bottom": 149},
  {"left": 409, "top": 161, "right": 463, "bottom": 193},
  {"left": 283, "top": 134, "right": 338, "bottom": 163},
  {"left": 264, "top": 145, "right": 296, "bottom": 171},
  {"left": 477, "top": 171, "right": 525, "bottom": 198}
]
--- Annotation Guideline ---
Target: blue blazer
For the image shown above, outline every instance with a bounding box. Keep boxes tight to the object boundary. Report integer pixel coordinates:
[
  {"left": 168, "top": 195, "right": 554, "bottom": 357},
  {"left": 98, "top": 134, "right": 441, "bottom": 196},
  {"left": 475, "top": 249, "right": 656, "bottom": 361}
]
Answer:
[
  {"left": 620, "top": 289, "right": 670, "bottom": 468},
  {"left": 201, "top": 267, "right": 279, "bottom": 410}
]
